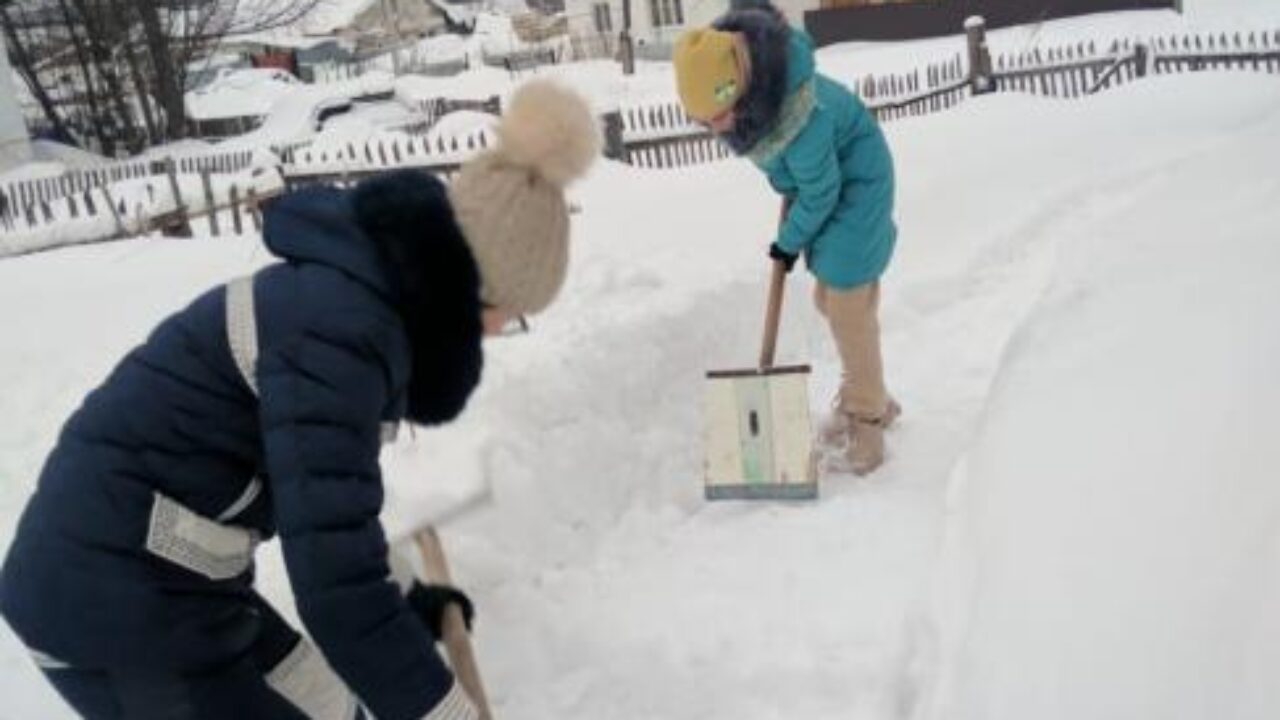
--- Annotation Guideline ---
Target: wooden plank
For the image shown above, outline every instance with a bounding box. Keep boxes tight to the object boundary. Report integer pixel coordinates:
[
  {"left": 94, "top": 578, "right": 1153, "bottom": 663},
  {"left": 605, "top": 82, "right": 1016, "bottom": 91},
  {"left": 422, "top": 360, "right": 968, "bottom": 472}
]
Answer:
[
  {"left": 201, "top": 170, "right": 219, "bottom": 237},
  {"left": 230, "top": 185, "right": 243, "bottom": 235},
  {"left": 100, "top": 186, "right": 125, "bottom": 237},
  {"left": 735, "top": 376, "right": 778, "bottom": 486},
  {"left": 704, "top": 377, "right": 746, "bottom": 489},
  {"left": 247, "top": 188, "right": 263, "bottom": 231},
  {"left": 162, "top": 159, "right": 193, "bottom": 238},
  {"left": 767, "top": 372, "right": 816, "bottom": 487}
]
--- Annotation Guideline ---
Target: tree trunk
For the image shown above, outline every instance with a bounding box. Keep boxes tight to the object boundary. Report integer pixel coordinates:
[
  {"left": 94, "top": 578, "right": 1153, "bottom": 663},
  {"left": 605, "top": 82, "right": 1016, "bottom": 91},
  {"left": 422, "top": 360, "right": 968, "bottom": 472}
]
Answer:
[
  {"left": 57, "top": 0, "right": 115, "bottom": 155},
  {"left": 134, "top": 0, "right": 185, "bottom": 141},
  {"left": 72, "top": 0, "right": 141, "bottom": 153},
  {"left": 0, "top": 5, "right": 75, "bottom": 143},
  {"left": 104, "top": 0, "right": 158, "bottom": 144}
]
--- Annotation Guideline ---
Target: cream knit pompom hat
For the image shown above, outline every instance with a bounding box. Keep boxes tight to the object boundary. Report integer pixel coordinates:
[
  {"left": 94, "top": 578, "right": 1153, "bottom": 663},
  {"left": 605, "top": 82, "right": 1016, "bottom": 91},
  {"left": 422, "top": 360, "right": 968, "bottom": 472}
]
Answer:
[{"left": 448, "top": 80, "right": 600, "bottom": 315}]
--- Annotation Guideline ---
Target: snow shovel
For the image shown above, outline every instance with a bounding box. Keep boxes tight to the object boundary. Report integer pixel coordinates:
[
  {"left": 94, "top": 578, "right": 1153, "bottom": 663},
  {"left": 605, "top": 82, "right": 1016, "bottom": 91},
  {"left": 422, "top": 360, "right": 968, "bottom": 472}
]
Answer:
[
  {"left": 383, "top": 434, "right": 496, "bottom": 717},
  {"left": 703, "top": 259, "right": 817, "bottom": 500},
  {"left": 415, "top": 528, "right": 495, "bottom": 720}
]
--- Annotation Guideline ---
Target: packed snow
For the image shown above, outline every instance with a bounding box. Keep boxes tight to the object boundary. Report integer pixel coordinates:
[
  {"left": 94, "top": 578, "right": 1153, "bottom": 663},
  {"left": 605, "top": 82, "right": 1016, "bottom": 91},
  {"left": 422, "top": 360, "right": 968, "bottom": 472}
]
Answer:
[
  {"left": 3, "top": 68, "right": 1278, "bottom": 717},
  {"left": 3, "top": 0, "right": 1280, "bottom": 717}
]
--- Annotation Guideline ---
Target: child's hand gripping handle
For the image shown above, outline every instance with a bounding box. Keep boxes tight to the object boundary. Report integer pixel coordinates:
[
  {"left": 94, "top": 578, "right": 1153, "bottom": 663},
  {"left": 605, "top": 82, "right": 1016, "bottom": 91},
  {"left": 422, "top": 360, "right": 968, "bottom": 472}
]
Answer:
[{"left": 415, "top": 529, "right": 494, "bottom": 720}]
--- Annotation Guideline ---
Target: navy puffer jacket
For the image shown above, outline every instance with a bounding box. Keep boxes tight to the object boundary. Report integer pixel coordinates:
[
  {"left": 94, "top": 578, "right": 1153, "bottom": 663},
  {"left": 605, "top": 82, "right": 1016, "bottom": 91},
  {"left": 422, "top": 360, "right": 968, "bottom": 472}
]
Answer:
[{"left": 0, "top": 170, "right": 484, "bottom": 719}]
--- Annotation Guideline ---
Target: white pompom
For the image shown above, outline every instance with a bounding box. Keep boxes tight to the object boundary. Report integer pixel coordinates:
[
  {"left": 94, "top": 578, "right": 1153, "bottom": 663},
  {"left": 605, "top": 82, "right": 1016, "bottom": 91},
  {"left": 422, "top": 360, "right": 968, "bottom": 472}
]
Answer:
[{"left": 497, "top": 80, "right": 601, "bottom": 188}]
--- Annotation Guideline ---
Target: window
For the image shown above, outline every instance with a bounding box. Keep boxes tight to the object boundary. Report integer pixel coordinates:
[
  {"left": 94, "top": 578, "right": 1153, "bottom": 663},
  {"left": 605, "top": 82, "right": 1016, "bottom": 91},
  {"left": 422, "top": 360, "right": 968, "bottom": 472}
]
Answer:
[
  {"left": 593, "top": 3, "right": 613, "bottom": 33},
  {"left": 648, "top": 0, "right": 683, "bottom": 28}
]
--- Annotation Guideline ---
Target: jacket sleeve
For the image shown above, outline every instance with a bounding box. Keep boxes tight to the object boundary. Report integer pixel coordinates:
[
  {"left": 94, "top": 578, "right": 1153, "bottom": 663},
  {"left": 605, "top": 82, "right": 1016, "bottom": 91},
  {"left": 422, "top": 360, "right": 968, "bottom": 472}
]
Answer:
[
  {"left": 775, "top": 110, "right": 842, "bottom": 256},
  {"left": 258, "top": 312, "right": 478, "bottom": 720}
]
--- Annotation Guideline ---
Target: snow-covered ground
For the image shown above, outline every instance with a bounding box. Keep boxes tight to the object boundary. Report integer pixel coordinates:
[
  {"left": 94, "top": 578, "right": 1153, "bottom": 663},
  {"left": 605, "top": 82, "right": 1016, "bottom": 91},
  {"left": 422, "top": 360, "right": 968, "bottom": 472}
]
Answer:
[
  {"left": 4, "top": 0, "right": 1280, "bottom": 716},
  {"left": 3, "top": 66, "right": 1278, "bottom": 718}
]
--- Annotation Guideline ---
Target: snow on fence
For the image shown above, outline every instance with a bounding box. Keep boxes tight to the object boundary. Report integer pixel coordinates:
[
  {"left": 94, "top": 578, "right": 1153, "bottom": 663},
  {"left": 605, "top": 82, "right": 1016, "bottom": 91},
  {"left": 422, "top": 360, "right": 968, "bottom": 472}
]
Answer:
[
  {"left": 1151, "top": 30, "right": 1280, "bottom": 74},
  {"left": 2, "top": 150, "right": 259, "bottom": 217},
  {"left": 993, "top": 40, "right": 1150, "bottom": 97},
  {"left": 279, "top": 129, "right": 497, "bottom": 188},
  {"left": 0, "top": 160, "right": 285, "bottom": 258},
  {"left": 611, "top": 22, "right": 1280, "bottom": 170},
  {"left": 861, "top": 54, "right": 971, "bottom": 122},
  {"left": 393, "top": 96, "right": 504, "bottom": 136},
  {"left": 313, "top": 54, "right": 471, "bottom": 83},
  {"left": 5, "top": 24, "right": 1278, "bottom": 253},
  {"left": 611, "top": 101, "right": 733, "bottom": 169}
]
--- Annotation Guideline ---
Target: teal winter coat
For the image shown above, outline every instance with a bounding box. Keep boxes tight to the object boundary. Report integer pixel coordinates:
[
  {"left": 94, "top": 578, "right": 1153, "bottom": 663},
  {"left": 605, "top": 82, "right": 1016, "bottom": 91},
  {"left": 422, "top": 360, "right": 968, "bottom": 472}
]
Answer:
[{"left": 717, "top": 11, "right": 897, "bottom": 289}]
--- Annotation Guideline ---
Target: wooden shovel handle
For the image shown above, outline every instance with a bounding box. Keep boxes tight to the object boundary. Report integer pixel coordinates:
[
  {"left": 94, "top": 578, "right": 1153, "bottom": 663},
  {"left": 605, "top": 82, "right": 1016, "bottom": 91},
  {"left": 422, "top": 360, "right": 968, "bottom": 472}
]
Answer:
[
  {"left": 759, "top": 199, "right": 792, "bottom": 370},
  {"left": 415, "top": 528, "right": 494, "bottom": 720},
  {"left": 758, "top": 260, "right": 787, "bottom": 370}
]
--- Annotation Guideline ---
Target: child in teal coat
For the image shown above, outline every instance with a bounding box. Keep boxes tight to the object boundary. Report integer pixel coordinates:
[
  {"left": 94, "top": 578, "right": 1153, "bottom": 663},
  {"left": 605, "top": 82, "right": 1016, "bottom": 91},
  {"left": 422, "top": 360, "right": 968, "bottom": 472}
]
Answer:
[{"left": 675, "top": 3, "right": 900, "bottom": 473}]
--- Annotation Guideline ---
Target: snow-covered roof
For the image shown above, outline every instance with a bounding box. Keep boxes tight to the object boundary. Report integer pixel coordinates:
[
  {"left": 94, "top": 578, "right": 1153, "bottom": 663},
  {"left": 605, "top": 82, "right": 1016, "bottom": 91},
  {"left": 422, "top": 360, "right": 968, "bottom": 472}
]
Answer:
[{"left": 184, "top": 68, "right": 305, "bottom": 121}]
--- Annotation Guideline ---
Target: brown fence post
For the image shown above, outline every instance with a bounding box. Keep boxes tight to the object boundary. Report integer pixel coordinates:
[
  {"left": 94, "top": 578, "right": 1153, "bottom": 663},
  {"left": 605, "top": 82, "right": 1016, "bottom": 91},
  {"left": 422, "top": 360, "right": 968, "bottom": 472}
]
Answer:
[
  {"left": 619, "top": 30, "right": 635, "bottom": 75},
  {"left": 230, "top": 185, "right": 244, "bottom": 235},
  {"left": 602, "top": 112, "right": 627, "bottom": 162},
  {"left": 247, "top": 188, "right": 263, "bottom": 231},
  {"left": 157, "top": 158, "right": 193, "bottom": 238},
  {"left": 100, "top": 186, "right": 125, "bottom": 238},
  {"left": 966, "top": 17, "right": 994, "bottom": 95},
  {"left": 200, "top": 169, "right": 220, "bottom": 237},
  {"left": 1134, "top": 42, "right": 1149, "bottom": 78}
]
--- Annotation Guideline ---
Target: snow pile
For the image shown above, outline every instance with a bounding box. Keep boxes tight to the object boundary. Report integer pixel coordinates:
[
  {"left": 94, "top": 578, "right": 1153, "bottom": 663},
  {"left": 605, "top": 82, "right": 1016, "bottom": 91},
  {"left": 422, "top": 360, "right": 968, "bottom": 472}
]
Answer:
[
  {"left": 292, "top": 0, "right": 379, "bottom": 34},
  {"left": 184, "top": 68, "right": 304, "bottom": 121},
  {"left": 918, "top": 75, "right": 1280, "bottom": 720},
  {"left": 0, "top": 142, "right": 107, "bottom": 185},
  {"left": 29, "top": 140, "right": 107, "bottom": 168},
  {"left": 1, "top": 69, "right": 1278, "bottom": 719},
  {"left": 223, "top": 71, "right": 398, "bottom": 147}
]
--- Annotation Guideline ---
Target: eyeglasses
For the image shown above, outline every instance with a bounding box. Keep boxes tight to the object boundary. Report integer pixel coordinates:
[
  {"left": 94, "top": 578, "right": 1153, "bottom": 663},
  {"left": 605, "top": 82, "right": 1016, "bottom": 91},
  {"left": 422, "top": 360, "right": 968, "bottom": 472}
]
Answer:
[
  {"left": 483, "top": 302, "right": 530, "bottom": 337},
  {"left": 497, "top": 315, "right": 530, "bottom": 337}
]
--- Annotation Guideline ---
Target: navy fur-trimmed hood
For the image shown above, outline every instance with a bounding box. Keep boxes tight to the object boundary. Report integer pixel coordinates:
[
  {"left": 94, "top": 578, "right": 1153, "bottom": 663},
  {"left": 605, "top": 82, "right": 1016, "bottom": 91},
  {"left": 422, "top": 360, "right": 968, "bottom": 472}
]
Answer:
[
  {"left": 352, "top": 170, "right": 483, "bottom": 426},
  {"left": 265, "top": 170, "right": 484, "bottom": 426},
  {"left": 714, "top": 7, "right": 792, "bottom": 155}
]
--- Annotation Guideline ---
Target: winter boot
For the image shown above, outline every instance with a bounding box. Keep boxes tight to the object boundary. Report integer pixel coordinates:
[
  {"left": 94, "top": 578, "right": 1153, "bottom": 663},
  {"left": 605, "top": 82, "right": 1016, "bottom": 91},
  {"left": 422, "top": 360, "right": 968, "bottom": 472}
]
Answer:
[
  {"left": 846, "top": 400, "right": 901, "bottom": 476},
  {"left": 818, "top": 397, "right": 900, "bottom": 448}
]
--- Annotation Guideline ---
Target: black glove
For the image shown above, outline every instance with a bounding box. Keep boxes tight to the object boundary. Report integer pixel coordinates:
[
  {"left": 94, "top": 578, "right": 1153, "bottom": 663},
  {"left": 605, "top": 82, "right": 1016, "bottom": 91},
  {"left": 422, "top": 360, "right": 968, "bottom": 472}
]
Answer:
[
  {"left": 406, "top": 581, "right": 475, "bottom": 639},
  {"left": 769, "top": 242, "right": 799, "bottom": 273}
]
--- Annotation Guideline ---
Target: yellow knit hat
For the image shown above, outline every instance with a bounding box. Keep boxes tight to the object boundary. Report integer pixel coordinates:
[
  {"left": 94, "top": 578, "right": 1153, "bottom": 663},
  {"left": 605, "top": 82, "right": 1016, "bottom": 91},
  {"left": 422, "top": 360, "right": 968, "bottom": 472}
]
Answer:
[{"left": 673, "top": 28, "right": 746, "bottom": 122}]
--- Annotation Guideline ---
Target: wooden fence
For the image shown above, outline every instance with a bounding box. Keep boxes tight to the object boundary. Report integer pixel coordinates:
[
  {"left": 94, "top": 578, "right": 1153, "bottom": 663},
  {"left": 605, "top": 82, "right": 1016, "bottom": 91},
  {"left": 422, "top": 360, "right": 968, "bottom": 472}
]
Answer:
[
  {"left": 609, "top": 102, "right": 733, "bottom": 169},
  {"left": 2, "top": 150, "right": 258, "bottom": 218},
  {"left": 604, "top": 23, "right": 1280, "bottom": 169},
  {"left": 6, "top": 24, "right": 1279, "bottom": 250},
  {"left": 861, "top": 54, "right": 970, "bottom": 122},
  {"left": 0, "top": 94, "right": 503, "bottom": 221},
  {"left": 279, "top": 130, "right": 496, "bottom": 188},
  {"left": 596, "top": 53, "right": 970, "bottom": 168},
  {"left": 0, "top": 162, "right": 282, "bottom": 257},
  {"left": 1152, "top": 30, "right": 1280, "bottom": 73}
]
